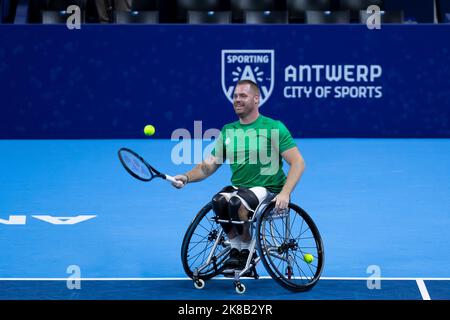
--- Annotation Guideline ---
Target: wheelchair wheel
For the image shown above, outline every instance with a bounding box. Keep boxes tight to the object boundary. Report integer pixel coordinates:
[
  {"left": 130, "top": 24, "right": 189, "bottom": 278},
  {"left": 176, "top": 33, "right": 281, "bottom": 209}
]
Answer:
[
  {"left": 256, "top": 202, "right": 324, "bottom": 292},
  {"left": 181, "top": 202, "right": 230, "bottom": 280}
]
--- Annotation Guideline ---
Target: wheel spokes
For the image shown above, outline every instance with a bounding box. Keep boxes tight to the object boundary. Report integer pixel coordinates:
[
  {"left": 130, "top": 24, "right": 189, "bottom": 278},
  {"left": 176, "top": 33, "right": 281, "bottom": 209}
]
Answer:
[{"left": 260, "top": 204, "right": 322, "bottom": 289}]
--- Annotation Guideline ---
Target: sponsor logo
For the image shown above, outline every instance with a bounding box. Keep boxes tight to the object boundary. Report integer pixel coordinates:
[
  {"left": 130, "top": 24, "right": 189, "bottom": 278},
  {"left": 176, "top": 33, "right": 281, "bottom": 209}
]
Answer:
[{"left": 222, "top": 49, "right": 274, "bottom": 106}]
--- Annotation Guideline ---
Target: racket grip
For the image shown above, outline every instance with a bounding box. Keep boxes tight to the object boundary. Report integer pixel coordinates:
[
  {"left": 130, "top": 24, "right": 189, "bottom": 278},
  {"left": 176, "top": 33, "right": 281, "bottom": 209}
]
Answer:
[{"left": 164, "top": 175, "right": 178, "bottom": 183}]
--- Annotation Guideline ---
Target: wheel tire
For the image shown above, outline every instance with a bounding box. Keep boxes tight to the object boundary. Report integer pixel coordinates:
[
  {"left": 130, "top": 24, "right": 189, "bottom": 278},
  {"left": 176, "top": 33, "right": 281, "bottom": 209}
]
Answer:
[{"left": 181, "top": 202, "right": 228, "bottom": 280}]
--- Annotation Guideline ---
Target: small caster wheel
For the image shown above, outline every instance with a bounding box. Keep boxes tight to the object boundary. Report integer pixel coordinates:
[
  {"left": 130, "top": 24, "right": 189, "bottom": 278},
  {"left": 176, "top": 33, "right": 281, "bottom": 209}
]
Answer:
[
  {"left": 194, "top": 279, "right": 205, "bottom": 289},
  {"left": 235, "top": 283, "right": 246, "bottom": 294}
]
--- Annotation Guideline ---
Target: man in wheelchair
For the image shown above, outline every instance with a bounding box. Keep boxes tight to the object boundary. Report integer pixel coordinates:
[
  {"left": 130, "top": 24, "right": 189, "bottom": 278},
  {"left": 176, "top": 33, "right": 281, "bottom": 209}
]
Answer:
[{"left": 172, "top": 79, "right": 306, "bottom": 273}]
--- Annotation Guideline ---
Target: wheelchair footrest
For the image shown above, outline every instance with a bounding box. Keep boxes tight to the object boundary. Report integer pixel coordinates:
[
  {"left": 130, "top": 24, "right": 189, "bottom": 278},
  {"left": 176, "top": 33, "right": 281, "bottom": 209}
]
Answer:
[{"left": 220, "top": 267, "right": 258, "bottom": 279}]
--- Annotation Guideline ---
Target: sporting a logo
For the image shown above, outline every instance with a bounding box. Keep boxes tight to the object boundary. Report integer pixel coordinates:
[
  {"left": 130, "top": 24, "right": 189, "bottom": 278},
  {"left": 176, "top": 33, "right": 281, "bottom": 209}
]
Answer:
[{"left": 222, "top": 49, "right": 274, "bottom": 106}]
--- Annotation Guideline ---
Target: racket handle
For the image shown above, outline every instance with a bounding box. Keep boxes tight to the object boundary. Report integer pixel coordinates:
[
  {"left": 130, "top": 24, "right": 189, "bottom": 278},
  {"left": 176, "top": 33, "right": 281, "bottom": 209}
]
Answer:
[{"left": 164, "top": 175, "right": 178, "bottom": 183}]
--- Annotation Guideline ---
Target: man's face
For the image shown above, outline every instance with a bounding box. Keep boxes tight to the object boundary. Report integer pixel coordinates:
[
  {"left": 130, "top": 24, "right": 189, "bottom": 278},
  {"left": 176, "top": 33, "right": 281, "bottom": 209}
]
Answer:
[{"left": 233, "top": 84, "right": 259, "bottom": 117}]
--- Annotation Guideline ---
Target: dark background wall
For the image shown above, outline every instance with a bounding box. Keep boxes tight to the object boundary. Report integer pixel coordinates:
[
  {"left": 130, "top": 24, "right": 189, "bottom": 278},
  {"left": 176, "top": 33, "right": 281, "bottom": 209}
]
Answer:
[{"left": 0, "top": 25, "right": 449, "bottom": 139}]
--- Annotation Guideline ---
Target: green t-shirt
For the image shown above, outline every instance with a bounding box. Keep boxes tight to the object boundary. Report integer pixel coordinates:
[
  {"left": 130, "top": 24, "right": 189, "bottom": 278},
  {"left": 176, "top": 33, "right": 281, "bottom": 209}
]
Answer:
[{"left": 212, "top": 115, "right": 296, "bottom": 193}]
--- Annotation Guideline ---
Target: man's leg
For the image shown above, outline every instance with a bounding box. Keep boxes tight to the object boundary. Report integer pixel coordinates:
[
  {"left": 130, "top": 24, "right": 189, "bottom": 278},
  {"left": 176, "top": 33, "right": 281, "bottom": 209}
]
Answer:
[
  {"left": 212, "top": 186, "right": 269, "bottom": 270},
  {"left": 212, "top": 191, "right": 238, "bottom": 240},
  {"left": 238, "top": 205, "right": 252, "bottom": 242},
  {"left": 211, "top": 189, "right": 241, "bottom": 268},
  {"left": 226, "top": 196, "right": 256, "bottom": 270},
  {"left": 233, "top": 187, "right": 269, "bottom": 268},
  {"left": 95, "top": 0, "right": 112, "bottom": 23},
  {"left": 3, "top": 0, "right": 18, "bottom": 23},
  {"left": 235, "top": 203, "right": 252, "bottom": 264},
  {"left": 115, "top": 0, "right": 132, "bottom": 11}
]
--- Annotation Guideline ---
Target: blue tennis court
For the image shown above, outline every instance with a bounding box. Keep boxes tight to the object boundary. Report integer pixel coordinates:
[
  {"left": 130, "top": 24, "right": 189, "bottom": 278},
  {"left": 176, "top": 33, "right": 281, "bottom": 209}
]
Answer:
[{"left": 1, "top": 138, "right": 449, "bottom": 300}]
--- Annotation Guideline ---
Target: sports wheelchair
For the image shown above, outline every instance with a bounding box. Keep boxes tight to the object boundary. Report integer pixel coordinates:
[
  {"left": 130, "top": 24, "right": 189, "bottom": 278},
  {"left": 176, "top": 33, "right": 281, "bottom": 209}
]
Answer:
[{"left": 181, "top": 193, "right": 324, "bottom": 294}]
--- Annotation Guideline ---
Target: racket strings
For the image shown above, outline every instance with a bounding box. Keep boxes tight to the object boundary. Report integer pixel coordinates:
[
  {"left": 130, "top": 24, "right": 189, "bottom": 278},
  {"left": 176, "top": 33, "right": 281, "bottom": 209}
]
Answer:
[{"left": 120, "top": 150, "right": 152, "bottom": 180}]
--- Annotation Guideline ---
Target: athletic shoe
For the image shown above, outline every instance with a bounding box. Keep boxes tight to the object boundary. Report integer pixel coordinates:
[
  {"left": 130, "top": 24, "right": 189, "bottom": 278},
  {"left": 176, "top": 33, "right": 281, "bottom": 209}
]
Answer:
[
  {"left": 238, "top": 249, "right": 250, "bottom": 269},
  {"left": 222, "top": 248, "right": 241, "bottom": 268}
]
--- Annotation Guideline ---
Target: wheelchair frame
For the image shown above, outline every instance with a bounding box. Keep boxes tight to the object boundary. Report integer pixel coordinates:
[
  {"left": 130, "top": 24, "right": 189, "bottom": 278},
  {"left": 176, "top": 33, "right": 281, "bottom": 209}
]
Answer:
[{"left": 181, "top": 194, "right": 324, "bottom": 294}]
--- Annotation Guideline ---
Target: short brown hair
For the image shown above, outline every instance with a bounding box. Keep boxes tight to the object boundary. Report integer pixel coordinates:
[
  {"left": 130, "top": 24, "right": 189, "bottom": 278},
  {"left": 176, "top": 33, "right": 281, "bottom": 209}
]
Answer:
[{"left": 236, "top": 79, "right": 260, "bottom": 95}]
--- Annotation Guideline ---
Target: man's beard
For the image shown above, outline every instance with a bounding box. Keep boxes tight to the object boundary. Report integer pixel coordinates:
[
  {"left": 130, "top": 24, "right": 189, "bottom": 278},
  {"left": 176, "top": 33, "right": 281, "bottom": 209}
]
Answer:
[{"left": 234, "top": 104, "right": 252, "bottom": 117}]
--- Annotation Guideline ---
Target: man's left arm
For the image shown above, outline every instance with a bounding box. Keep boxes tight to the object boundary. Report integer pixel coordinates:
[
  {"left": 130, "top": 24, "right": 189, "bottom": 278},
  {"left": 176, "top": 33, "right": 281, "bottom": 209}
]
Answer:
[{"left": 274, "top": 147, "right": 306, "bottom": 210}]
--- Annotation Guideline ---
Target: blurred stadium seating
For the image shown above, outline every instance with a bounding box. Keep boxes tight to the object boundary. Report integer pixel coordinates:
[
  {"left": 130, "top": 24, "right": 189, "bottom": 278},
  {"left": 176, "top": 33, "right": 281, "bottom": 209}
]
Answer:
[
  {"left": 115, "top": 10, "right": 158, "bottom": 24},
  {"left": 244, "top": 10, "right": 288, "bottom": 24},
  {"left": 46, "top": 0, "right": 84, "bottom": 10},
  {"left": 187, "top": 10, "right": 231, "bottom": 24},
  {"left": 340, "top": 0, "right": 383, "bottom": 22},
  {"left": 41, "top": 0, "right": 85, "bottom": 24},
  {"left": 231, "top": 0, "right": 278, "bottom": 22},
  {"left": 359, "top": 9, "right": 404, "bottom": 24},
  {"left": 0, "top": 0, "right": 446, "bottom": 24},
  {"left": 287, "top": 0, "right": 333, "bottom": 23},
  {"left": 131, "top": 0, "right": 158, "bottom": 11},
  {"left": 176, "top": 0, "right": 225, "bottom": 23},
  {"left": 437, "top": 0, "right": 450, "bottom": 22},
  {"left": 42, "top": 8, "right": 85, "bottom": 24},
  {"left": 305, "top": 10, "right": 350, "bottom": 24}
]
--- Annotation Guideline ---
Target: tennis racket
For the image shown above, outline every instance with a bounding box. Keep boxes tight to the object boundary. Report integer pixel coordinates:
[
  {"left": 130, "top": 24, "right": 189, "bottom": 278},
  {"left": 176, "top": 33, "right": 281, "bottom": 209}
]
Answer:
[{"left": 118, "top": 147, "right": 180, "bottom": 185}]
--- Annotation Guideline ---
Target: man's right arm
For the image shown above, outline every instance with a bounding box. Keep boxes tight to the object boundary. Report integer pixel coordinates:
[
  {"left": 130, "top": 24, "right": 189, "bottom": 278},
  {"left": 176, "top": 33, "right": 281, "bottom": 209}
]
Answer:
[{"left": 172, "top": 156, "right": 222, "bottom": 189}]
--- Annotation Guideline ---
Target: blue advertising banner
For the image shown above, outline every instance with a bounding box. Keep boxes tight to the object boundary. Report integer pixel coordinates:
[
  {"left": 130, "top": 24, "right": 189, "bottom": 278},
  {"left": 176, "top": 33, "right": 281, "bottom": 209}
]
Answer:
[{"left": 0, "top": 25, "right": 449, "bottom": 138}]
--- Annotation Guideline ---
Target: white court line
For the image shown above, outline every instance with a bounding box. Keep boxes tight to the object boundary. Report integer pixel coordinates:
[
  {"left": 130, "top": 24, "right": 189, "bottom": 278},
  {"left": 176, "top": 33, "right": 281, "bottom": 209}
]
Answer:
[
  {"left": 322, "top": 277, "right": 450, "bottom": 281},
  {"left": 416, "top": 279, "right": 431, "bottom": 300},
  {"left": 0, "top": 277, "right": 449, "bottom": 281}
]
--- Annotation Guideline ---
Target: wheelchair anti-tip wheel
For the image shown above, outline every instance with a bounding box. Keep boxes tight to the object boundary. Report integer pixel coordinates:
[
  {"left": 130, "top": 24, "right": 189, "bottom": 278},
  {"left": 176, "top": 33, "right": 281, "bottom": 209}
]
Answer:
[
  {"left": 181, "top": 202, "right": 230, "bottom": 281},
  {"left": 256, "top": 202, "right": 324, "bottom": 292}
]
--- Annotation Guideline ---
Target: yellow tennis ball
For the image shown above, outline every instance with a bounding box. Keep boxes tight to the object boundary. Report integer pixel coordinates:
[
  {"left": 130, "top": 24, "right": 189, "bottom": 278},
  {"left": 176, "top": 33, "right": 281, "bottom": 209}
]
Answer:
[
  {"left": 304, "top": 253, "right": 314, "bottom": 264},
  {"left": 144, "top": 125, "right": 155, "bottom": 136}
]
